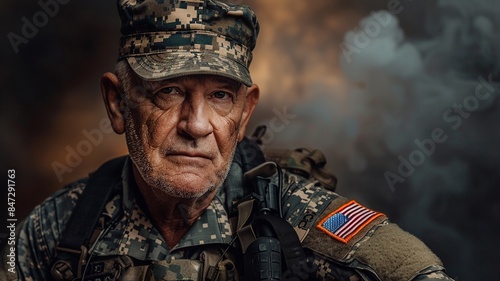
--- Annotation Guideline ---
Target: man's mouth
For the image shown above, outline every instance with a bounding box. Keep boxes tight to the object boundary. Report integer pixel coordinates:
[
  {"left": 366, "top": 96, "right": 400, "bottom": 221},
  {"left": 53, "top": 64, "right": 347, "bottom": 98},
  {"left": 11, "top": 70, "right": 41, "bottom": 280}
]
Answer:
[
  {"left": 164, "top": 150, "right": 214, "bottom": 165},
  {"left": 168, "top": 151, "right": 211, "bottom": 158}
]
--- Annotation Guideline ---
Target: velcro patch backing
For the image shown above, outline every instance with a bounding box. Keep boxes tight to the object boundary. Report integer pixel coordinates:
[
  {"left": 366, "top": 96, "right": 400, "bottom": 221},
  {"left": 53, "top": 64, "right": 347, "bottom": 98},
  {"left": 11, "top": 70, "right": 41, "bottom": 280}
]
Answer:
[{"left": 317, "top": 200, "right": 384, "bottom": 243}]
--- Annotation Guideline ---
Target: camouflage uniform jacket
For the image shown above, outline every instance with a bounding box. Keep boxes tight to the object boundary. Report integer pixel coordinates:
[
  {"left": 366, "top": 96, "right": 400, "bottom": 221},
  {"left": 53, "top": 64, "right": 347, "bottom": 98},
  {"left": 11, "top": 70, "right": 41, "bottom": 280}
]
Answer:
[{"left": 3, "top": 154, "right": 453, "bottom": 281}]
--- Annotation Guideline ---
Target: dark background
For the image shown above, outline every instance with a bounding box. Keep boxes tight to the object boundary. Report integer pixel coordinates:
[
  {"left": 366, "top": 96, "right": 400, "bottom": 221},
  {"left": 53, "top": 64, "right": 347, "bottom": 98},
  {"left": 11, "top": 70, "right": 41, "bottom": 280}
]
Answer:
[{"left": 1, "top": 0, "right": 499, "bottom": 280}]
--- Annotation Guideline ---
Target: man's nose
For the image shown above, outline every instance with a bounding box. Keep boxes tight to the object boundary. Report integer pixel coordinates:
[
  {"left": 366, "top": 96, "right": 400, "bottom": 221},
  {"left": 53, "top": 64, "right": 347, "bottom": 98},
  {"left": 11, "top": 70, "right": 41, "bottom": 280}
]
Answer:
[{"left": 177, "top": 94, "right": 214, "bottom": 139}]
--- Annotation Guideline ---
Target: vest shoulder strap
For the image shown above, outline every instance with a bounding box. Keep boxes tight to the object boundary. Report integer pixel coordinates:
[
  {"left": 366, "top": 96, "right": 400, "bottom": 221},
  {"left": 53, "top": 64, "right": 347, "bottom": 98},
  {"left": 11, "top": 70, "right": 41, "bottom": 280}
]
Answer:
[
  {"left": 251, "top": 125, "right": 337, "bottom": 191},
  {"left": 263, "top": 147, "right": 338, "bottom": 191},
  {"left": 52, "top": 156, "right": 127, "bottom": 280}
]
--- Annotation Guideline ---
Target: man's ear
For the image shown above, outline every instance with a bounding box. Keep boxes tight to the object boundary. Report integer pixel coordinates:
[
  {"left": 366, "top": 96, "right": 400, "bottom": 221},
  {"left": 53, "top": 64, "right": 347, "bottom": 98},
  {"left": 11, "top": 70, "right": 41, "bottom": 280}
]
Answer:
[
  {"left": 101, "top": 72, "right": 126, "bottom": 134},
  {"left": 238, "top": 84, "right": 260, "bottom": 141}
]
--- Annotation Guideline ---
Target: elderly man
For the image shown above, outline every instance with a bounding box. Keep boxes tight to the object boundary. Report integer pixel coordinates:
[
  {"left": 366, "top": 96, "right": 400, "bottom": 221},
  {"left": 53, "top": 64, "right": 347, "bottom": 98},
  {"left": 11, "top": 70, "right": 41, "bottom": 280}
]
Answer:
[{"left": 1, "top": 0, "right": 454, "bottom": 280}]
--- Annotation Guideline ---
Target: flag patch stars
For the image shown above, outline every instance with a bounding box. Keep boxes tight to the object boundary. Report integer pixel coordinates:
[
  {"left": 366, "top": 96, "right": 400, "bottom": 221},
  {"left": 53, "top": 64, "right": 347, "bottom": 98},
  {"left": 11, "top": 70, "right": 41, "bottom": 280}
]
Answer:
[{"left": 317, "top": 200, "right": 384, "bottom": 243}]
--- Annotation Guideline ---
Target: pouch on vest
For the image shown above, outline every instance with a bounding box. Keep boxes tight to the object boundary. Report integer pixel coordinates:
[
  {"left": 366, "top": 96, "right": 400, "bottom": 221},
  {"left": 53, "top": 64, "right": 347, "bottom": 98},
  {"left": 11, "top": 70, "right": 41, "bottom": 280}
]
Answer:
[
  {"left": 70, "top": 248, "right": 238, "bottom": 281},
  {"left": 251, "top": 125, "right": 337, "bottom": 191}
]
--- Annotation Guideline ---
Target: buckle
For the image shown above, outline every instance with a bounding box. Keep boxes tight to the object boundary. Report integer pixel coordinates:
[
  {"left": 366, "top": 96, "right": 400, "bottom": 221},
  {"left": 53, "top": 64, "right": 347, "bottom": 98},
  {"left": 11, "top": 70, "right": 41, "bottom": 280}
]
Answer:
[
  {"left": 52, "top": 245, "right": 89, "bottom": 279},
  {"left": 51, "top": 259, "right": 74, "bottom": 281}
]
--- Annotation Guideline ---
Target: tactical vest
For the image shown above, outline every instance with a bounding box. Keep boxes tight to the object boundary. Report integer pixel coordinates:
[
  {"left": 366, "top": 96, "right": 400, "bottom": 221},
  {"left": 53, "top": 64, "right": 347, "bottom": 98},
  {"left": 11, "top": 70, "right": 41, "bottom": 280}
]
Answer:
[{"left": 50, "top": 134, "right": 337, "bottom": 281}]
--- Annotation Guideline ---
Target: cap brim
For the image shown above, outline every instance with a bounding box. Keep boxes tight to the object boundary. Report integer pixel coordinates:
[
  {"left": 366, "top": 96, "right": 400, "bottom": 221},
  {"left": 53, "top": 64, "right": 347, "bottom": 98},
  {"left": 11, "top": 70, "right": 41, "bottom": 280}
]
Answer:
[{"left": 126, "top": 52, "right": 253, "bottom": 87}]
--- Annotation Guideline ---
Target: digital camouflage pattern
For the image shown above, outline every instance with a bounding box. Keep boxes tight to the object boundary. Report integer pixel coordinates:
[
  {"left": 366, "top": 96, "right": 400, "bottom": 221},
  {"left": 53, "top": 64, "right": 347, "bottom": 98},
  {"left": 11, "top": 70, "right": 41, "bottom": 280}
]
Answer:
[
  {"left": 118, "top": 0, "right": 259, "bottom": 86},
  {"left": 1, "top": 149, "right": 455, "bottom": 280}
]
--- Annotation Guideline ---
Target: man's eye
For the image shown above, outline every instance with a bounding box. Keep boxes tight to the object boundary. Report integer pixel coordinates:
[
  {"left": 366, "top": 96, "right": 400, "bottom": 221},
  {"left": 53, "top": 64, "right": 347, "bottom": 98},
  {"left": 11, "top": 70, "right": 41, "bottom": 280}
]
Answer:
[
  {"left": 159, "top": 87, "right": 179, "bottom": 95},
  {"left": 213, "top": 91, "right": 230, "bottom": 99}
]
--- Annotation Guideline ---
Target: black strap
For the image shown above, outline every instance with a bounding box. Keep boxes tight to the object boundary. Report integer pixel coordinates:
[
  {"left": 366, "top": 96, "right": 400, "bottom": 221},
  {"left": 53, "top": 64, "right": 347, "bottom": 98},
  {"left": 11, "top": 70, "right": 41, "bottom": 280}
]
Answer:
[
  {"left": 57, "top": 156, "right": 126, "bottom": 253},
  {"left": 254, "top": 215, "right": 307, "bottom": 270}
]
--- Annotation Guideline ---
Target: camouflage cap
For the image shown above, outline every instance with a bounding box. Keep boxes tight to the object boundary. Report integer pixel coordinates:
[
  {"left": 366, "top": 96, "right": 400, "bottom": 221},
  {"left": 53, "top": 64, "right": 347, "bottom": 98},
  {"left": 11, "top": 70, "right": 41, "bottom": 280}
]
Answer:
[{"left": 117, "top": 0, "right": 259, "bottom": 87}]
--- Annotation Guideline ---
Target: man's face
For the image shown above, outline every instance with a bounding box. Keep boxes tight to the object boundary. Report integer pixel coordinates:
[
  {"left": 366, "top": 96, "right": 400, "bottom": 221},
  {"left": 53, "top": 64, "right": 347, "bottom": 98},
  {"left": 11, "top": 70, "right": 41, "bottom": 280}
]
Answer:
[{"left": 122, "top": 74, "right": 257, "bottom": 199}]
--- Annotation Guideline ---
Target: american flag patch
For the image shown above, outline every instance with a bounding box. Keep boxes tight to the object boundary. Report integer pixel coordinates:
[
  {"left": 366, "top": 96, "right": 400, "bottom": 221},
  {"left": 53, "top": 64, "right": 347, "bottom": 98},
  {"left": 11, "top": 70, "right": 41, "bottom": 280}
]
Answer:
[{"left": 317, "top": 200, "right": 384, "bottom": 243}]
